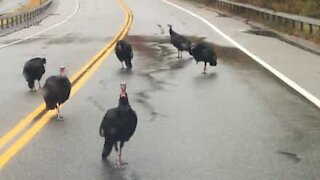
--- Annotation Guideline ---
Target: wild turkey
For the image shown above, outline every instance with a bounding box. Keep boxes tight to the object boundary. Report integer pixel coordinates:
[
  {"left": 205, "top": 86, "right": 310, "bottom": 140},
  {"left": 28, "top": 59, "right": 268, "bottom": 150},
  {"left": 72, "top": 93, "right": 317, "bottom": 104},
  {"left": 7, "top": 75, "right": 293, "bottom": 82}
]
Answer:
[
  {"left": 189, "top": 42, "right": 217, "bottom": 74},
  {"left": 99, "top": 82, "right": 137, "bottom": 167},
  {"left": 115, "top": 40, "right": 133, "bottom": 69},
  {"left": 168, "top": 24, "right": 191, "bottom": 58},
  {"left": 42, "top": 66, "right": 71, "bottom": 119},
  {"left": 22, "top": 57, "right": 46, "bottom": 90}
]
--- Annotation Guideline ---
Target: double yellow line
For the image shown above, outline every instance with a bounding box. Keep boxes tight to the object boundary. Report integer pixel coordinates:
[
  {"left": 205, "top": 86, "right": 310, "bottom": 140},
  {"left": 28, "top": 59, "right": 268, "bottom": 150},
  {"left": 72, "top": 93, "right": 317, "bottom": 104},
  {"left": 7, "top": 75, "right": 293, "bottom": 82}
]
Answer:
[{"left": 0, "top": 0, "right": 133, "bottom": 169}]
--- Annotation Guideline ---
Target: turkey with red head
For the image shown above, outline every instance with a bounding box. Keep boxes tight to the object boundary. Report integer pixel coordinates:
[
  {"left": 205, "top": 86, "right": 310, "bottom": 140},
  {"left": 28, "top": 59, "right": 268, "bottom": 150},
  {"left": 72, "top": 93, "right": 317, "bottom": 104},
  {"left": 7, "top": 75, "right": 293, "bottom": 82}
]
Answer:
[{"left": 99, "top": 82, "right": 137, "bottom": 167}]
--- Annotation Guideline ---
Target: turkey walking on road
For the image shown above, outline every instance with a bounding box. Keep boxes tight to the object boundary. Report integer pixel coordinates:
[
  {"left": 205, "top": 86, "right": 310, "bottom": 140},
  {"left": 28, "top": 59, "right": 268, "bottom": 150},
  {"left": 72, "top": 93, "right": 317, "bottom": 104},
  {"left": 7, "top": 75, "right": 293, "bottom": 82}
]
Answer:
[
  {"left": 42, "top": 66, "right": 71, "bottom": 119},
  {"left": 115, "top": 40, "right": 133, "bottom": 69},
  {"left": 99, "top": 82, "right": 137, "bottom": 168},
  {"left": 168, "top": 24, "right": 192, "bottom": 59},
  {"left": 189, "top": 42, "right": 217, "bottom": 74},
  {"left": 23, "top": 57, "right": 46, "bottom": 91}
]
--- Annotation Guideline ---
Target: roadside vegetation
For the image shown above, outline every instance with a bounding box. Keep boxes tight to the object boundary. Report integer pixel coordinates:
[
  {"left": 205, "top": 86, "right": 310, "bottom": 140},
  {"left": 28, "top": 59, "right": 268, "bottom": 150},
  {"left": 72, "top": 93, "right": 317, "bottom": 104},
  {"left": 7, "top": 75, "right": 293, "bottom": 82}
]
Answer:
[
  {"left": 232, "top": 0, "right": 320, "bottom": 19},
  {"left": 187, "top": 0, "right": 320, "bottom": 44},
  {"left": 15, "top": 0, "right": 49, "bottom": 13}
]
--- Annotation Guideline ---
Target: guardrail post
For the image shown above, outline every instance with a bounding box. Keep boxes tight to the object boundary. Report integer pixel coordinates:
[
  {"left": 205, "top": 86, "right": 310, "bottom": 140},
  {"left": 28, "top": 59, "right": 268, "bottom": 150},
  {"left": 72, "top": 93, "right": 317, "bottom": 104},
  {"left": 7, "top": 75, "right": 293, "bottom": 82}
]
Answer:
[
  {"left": 309, "top": 24, "right": 313, "bottom": 34},
  {"left": 272, "top": 15, "right": 275, "bottom": 23},
  {"left": 283, "top": 18, "right": 288, "bottom": 26},
  {"left": 292, "top": 20, "right": 295, "bottom": 29},
  {"left": 201, "top": 0, "right": 319, "bottom": 40},
  {"left": 277, "top": 16, "right": 281, "bottom": 25}
]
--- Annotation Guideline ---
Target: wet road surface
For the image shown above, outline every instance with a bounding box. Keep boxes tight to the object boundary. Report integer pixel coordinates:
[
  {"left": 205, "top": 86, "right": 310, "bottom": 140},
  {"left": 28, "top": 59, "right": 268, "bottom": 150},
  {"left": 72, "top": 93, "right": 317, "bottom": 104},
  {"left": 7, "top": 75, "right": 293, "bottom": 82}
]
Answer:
[{"left": 1, "top": 0, "right": 320, "bottom": 179}]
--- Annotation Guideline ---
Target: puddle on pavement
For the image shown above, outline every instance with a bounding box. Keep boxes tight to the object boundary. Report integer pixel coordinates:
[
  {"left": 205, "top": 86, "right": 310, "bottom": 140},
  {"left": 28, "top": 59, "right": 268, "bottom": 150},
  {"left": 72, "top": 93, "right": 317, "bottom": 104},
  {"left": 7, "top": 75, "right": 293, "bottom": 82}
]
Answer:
[
  {"left": 125, "top": 34, "right": 263, "bottom": 86},
  {"left": 245, "top": 29, "right": 279, "bottom": 38},
  {"left": 123, "top": 34, "right": 261, "bottom": 121},
  {"left": 46, "top": 33, "right": 108, "bottom": 45},
  {"left": 123, "top": 33, "right": 320, "bottom": 123},
  {"left": 216, "top": 13, "right": 230, "bottom": 18},
  {"left": 277, "top": 151, "right": 301, "bottom": 163},
  {"left": 244, "top": 29, "right": 320, "bottom": 56}
]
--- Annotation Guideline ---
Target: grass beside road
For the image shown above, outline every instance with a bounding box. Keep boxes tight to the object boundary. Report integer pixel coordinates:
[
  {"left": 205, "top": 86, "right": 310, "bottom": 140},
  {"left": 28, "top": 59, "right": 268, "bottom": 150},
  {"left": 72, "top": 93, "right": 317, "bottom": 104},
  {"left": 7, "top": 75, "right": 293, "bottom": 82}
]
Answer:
[
  {"left": 14, "top": 0, "right": 48, "bottom": 13},
  {"left": 186, "top": 0, "right": 320, "bottom": 44},
  {"left": 231, "top": 0, "right": 320, "bottom": 19},
  {"left": 231, "top": 0, "right": 320, "bottom": 44}
]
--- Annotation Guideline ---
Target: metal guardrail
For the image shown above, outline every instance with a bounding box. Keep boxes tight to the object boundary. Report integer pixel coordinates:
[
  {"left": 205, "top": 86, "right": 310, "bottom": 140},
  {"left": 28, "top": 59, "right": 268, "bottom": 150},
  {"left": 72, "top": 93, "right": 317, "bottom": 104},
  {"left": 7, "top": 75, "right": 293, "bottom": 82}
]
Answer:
[
  {"left": 0, "top": 0, "right": 52, "bottom": 30},
  {"left": 208, "top": 0, "right": 320, "bottom": 36}
]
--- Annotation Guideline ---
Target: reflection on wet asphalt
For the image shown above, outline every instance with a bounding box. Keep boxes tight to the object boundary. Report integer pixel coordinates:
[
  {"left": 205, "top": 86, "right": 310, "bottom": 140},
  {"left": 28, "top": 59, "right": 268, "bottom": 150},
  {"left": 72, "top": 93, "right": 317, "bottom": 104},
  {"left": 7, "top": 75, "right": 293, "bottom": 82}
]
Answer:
[
  {"left": 2, "top": 11, "right": 320, "bottom": 177},
  {"left": 278, "top": 151, "right": 301, "bottom": 163},
  {"left": 122, "top": 34, "right": 247, "bottom": 123},
  {"left": 126, "top": 34, "right": 263, "bottom": 74},
  {"left": 123, "top": 33, "right": 317, "bottom": 125}
]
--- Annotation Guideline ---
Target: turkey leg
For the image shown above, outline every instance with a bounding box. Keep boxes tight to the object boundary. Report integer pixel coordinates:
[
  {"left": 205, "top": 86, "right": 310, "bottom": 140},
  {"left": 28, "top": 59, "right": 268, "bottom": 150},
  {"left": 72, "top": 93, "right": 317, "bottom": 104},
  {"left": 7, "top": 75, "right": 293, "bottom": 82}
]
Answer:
[
  {"left": 115, "top": 141, "right": 125, "bottom": 168},
  {"left": 56, "top": 104, "right": 63, "bottom": 119},
  {"left": 118, "top": 142, "right": 125, "bottom": 167},
  {"left": 203, "top": 62, "right": 207, "bottom": 74},
  {"left": 38, "top": 81, "right": 41, "bottom": 89},
  {"left": 121, "top": 62, "right": 124, "bottom": 69},
  {"left": 114, "top": 142, "right": 121, "bottom": 167}
]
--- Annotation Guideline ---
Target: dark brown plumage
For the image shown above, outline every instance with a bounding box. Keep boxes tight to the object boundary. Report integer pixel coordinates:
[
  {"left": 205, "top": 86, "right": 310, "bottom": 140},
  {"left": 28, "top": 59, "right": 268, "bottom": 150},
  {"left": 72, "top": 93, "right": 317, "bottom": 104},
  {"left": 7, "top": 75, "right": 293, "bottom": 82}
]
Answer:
[
  {"left": 23, "top": 57, "right": 46, "bottom": 90},
  {"left": 99, "top": 82, "right": 137, "bottom": 167},
  {"left": 189, "top": 42, "right": 217, "bottom": 74},
  {"left": 168, "top": 24, "right": 192, "bottom": 58},
  {"left": 42, "top": 66, "right": 71, "bottom": 119},
  {"left": 115, "top": 40, "right": 133, "bottom": 69}
]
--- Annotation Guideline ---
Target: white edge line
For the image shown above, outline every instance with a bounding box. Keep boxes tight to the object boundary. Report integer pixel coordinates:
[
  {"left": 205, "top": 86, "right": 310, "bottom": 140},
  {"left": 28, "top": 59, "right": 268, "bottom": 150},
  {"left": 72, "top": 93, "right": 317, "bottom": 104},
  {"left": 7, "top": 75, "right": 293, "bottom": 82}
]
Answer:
[
  {"left": 0, "top": 0, "right": 80, "bottom": 49},
  {"left": 162, "top": 0, "right": 320, "bottom": 109}
]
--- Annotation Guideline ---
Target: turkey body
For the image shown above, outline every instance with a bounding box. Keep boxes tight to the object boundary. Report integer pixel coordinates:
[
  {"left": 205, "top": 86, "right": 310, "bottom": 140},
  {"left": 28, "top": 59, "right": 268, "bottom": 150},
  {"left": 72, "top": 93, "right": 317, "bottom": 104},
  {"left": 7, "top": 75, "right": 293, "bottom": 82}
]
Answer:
[
  {"left": 189, "top": 42, "right": 217, "bottom": 73},
  {"left": 99, "top": 94, "right": 137, "bottom": 165},
  {"left": 115, "top": 40, "right": 133, "bottom": 69},
  {"left": 23, "top": 57, "right": 46, "bottom": 90},
  {"left": 168, "top": 25, "right": 191, "bottom": 58},
  {"left": 42, "top": 75, "right": 71, "bottom": 110}
]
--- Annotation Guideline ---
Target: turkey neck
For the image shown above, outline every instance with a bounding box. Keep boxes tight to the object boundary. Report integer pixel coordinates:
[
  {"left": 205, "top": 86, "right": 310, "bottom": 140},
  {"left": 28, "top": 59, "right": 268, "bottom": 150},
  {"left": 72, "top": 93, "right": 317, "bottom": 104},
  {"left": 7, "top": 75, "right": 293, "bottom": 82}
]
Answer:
[
  {"left": 169, "top": 27, "right": 174, "bottom": 36},
  {"left": 58, "top": 75, "right": 67, "bottom": 81},
  {"left": 118, "top": 96, "right": 131, "bottom": 110}
]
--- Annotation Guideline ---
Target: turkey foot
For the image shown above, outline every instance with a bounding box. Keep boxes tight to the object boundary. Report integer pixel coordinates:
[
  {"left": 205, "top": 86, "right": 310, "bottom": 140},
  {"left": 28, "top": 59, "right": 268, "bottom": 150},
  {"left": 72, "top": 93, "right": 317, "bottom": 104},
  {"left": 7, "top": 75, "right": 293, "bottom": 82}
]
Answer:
[
  {"left": 56, "top": 105, "right": 64, "bottom": 120},
  {"left": 116, "top": 158, "right": 128, "bottom": 168},
  {"left": 120, "top": 62, "right": 125, "bottom": 69}
]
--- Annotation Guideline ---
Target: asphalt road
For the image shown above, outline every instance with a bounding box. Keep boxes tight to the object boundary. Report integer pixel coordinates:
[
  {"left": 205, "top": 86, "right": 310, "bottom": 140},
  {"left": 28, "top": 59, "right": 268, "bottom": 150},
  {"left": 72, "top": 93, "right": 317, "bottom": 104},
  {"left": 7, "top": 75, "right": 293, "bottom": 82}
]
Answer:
[{"left": 1, "top": 0, "right": 320, "bottom": 179}]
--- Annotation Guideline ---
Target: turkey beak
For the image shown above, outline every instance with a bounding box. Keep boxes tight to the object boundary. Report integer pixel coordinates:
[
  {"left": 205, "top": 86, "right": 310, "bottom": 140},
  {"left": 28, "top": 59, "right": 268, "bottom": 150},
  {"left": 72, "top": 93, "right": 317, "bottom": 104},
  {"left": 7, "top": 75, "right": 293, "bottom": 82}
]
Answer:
[
  {"left": 59, "top": 66, "right": 65, "bottom": 77},
  {"left": 120, "top": 82, "right": 127, "bottom": 97}
]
